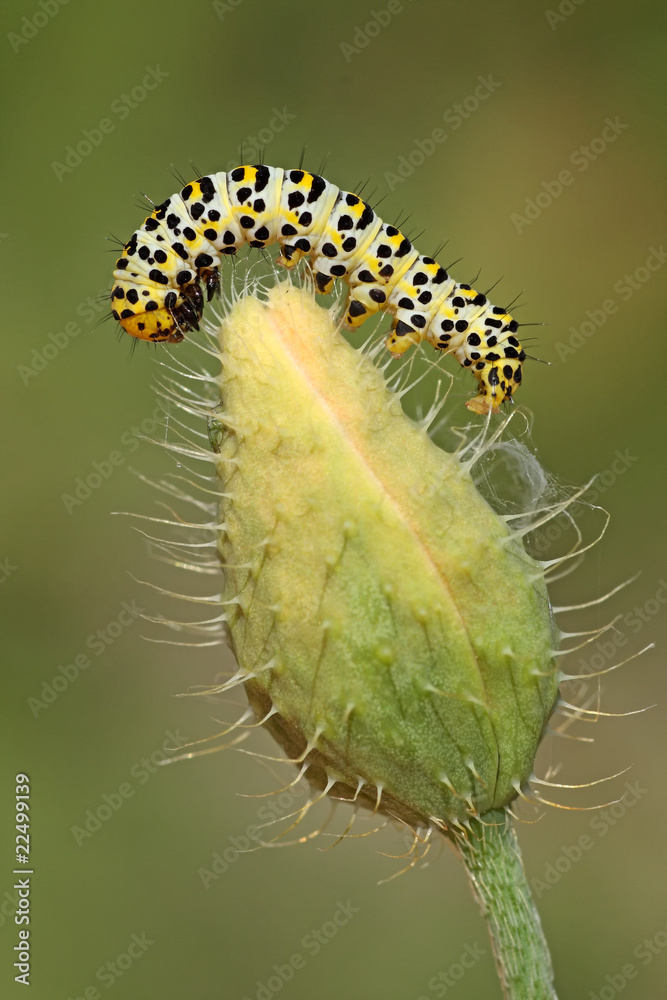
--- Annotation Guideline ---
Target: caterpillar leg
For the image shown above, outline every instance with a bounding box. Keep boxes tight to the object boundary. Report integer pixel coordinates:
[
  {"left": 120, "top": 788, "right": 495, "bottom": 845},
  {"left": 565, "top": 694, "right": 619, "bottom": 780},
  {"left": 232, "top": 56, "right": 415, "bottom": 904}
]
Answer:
[
  {"left": 342, "top": 284, "right": 390, "bottom": 331},
  {"left": 313, "top": 271, "right": 335, "bottom": 296},
  {"left": 276, "top": 238, "right": 312, "bottom": 270},
  {"left": 386, "top": 319, "right": 421, "bottom": 358},
  {"left": 200, "top": 267, "right": 220, "bottom": 301}
]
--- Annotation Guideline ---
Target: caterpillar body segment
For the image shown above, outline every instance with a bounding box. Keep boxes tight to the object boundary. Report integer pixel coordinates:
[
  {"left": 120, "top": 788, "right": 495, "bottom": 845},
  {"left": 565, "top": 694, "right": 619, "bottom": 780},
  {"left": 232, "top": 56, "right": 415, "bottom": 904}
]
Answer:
[{"left": 111, "top": 165, "right": 527, "bottom": 413}]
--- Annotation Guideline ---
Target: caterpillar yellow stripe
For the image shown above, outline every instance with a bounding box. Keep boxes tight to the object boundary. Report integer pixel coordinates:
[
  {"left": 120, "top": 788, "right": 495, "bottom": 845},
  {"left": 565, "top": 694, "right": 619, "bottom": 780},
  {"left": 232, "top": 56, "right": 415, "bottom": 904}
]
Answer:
[{"left": 111, "top": 165, "right": 527, "bottom": 414}]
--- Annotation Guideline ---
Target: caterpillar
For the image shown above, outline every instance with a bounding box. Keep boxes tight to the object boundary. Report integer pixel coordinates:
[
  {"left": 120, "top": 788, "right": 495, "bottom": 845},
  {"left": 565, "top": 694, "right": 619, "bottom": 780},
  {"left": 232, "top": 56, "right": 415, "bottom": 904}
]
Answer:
[{"left": 111, "top": 165, "right": 527, "bottom": 414}]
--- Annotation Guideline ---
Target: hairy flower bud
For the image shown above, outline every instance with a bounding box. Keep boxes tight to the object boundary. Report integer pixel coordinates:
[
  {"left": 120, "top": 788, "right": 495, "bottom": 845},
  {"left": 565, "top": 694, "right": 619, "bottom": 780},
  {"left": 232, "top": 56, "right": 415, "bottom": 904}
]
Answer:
[{"left": 211, "top": 283, "right": 559, "bottom": 828}]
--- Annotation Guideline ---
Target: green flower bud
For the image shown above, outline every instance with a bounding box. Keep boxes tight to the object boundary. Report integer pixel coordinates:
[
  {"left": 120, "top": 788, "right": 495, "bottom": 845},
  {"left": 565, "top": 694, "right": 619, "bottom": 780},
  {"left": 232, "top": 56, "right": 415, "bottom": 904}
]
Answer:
[{"left": 210, "top": 283, "right": 559, "bottom": 829}]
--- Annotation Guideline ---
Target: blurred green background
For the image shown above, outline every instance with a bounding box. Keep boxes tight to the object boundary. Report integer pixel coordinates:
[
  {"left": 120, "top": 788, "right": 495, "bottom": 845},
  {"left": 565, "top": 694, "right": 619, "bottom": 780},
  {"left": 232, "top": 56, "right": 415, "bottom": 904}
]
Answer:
[{"left": 1, "top": 1, "right": 665, "bottom": 997}]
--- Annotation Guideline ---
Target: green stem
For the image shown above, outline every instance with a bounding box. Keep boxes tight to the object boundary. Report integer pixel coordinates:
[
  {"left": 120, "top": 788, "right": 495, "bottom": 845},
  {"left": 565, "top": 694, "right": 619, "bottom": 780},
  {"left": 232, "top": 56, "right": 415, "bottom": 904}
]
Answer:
[{"left": 453, "top": 809, "right": 558, "bottom": 1000}]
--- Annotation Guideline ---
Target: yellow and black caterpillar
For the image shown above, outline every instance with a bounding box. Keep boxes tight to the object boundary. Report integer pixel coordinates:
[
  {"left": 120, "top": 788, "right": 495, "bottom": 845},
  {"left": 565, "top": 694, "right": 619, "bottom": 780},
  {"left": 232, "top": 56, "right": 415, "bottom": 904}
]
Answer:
[{"left": 111, "top": 164, "right": 527, "bottom": 414}]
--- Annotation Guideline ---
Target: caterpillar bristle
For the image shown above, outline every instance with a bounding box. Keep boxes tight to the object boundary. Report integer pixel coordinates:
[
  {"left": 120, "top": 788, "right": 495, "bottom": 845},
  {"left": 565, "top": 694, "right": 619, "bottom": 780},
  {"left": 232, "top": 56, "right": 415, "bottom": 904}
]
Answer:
[{"left": 169, "top": 164, "right": 189, "bottom": 188}]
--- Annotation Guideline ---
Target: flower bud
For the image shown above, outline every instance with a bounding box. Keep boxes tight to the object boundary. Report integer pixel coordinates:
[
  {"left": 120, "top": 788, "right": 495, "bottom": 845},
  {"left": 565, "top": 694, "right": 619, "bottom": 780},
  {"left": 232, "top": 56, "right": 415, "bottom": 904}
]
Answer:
[{"left": 211, "top": 283, "right": 558, "bottom": 827}]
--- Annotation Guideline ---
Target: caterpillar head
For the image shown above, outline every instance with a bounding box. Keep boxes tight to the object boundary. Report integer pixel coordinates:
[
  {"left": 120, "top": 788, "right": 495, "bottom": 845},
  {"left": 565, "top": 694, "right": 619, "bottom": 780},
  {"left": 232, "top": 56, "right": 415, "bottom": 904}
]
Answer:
[
  {"left": 466, "top": 356, "right": 522, "bottom": 415},
  {"left": 111, "top": 277, "right": 215, "bottom": 343}
]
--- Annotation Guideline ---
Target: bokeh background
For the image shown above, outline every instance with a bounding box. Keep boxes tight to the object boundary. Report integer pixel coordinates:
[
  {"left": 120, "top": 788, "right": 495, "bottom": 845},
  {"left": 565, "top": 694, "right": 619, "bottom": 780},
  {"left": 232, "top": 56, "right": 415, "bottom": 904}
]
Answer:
[{"left": 1, "top": 1, "right": 665, "bottom": 997}]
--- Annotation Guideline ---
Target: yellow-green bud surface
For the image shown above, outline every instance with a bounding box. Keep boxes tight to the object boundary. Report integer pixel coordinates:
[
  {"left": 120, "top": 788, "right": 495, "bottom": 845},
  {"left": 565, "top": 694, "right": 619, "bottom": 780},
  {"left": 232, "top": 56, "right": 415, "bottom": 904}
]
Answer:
[{"left": 212, "top": 283, "right": 558, "bottom": 828}]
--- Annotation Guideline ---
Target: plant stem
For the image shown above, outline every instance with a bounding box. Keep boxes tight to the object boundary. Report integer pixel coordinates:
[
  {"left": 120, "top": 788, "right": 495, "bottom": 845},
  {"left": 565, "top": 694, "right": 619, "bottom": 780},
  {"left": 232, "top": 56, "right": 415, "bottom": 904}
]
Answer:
[{"left": 453, "top": 809, "right": 558, "bottom": 1000}]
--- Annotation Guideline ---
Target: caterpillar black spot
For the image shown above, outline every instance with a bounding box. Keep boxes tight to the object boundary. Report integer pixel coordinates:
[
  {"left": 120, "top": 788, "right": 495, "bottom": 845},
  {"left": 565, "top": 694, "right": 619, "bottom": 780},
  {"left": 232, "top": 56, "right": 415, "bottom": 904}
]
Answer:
[{"left": 111, "top": 165, "right": 528, "bottom": 414}]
